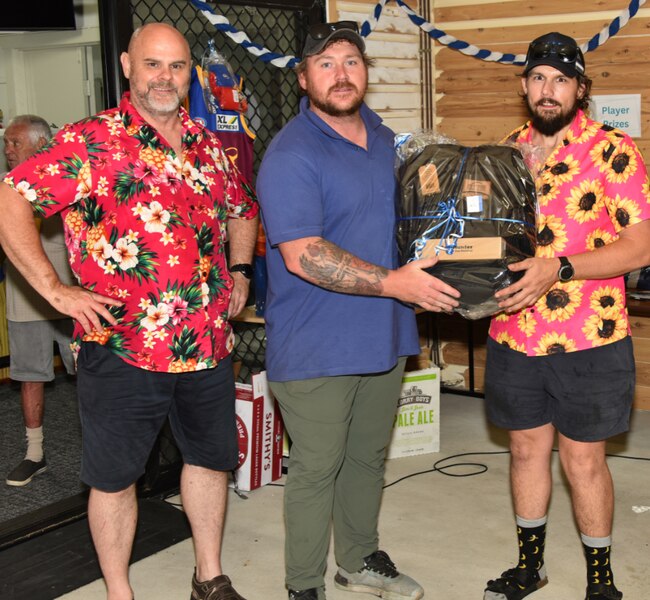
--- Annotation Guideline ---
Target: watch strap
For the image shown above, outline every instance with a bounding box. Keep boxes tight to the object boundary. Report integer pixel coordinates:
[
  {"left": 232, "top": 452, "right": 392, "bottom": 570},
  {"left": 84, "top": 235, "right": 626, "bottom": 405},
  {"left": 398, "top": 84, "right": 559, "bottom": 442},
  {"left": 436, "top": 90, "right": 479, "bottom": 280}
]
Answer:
[
  {"left": 229, "top": 263, "right": 254, "bottom": 279},
  {"left": 558, "top": 256, "right": 574, "bottom": 282}
]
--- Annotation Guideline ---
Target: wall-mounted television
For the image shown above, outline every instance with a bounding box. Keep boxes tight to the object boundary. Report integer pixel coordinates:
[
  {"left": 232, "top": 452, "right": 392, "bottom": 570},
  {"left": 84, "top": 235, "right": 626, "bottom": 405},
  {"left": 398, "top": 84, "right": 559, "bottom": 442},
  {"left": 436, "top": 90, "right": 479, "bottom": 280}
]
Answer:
[{"left": 0, "top": 1, "right": 76, "bottom": 31}]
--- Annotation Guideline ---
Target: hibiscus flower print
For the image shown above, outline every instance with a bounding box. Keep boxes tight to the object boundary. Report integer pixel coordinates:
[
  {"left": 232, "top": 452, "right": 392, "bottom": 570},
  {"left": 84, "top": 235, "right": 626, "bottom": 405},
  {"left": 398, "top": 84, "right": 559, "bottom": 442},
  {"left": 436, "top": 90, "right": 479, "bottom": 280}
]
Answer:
[
  {"left": 141, "top": 303, "right": 171, "bottom": 332},
  {"left": 14, "top": 180, "right": 38, "bottom": 203},
  {"left": 111, "top": 237, "right": 139, "bottom": 270},
  {"left": 140, "top": 200, "right": 171, "bottom": 233}
]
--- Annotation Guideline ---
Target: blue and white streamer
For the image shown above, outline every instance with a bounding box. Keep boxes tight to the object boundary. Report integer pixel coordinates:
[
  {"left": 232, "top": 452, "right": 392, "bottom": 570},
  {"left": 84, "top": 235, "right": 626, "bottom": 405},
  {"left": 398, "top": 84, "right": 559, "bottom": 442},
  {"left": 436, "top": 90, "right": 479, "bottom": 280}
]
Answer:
[
  {"left": 359, "top": 0, "right": 389, "bottom": 38},
  {"left": 190, "top": 0, "right": 646, "bottom": 68},
  {"left": 189, "top": 0, "right": 299, "bottom": 68},
  {"left": 394, "top": 0, "right": 647, "bottom": 65},
  {"left": 584, "top": 0, "right": 646, "bottom": 52}
]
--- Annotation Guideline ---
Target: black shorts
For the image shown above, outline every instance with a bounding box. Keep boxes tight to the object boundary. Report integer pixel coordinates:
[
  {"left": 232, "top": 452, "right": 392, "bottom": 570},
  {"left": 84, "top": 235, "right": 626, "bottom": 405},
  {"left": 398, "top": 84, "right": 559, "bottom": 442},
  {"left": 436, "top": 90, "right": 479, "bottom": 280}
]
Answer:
[
  {"left": 77, "top": 342, "right": 238, "bottom": 492},
  {"left": 484, "top": 336, "right": 635, "bottom": 442}
]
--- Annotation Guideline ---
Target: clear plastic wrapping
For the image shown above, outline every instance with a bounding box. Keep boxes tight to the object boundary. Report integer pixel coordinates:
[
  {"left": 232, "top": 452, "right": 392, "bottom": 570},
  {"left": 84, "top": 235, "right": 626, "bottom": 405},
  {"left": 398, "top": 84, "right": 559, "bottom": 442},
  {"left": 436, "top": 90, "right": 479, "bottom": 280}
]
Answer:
[
  {"left": 396, "top": 131, "right": 538, "bottom": 320},
  {"left": 200, "top": 39, "right": 248, "bottom": 114}
]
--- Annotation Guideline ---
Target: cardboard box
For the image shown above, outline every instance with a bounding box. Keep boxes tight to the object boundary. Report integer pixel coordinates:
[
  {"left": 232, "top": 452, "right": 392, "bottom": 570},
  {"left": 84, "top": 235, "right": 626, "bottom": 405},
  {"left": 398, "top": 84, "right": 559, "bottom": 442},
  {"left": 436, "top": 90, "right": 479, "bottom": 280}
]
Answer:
[
  {"left": 234, "top": 372, "right": 284, "bottom": 491},
  {"left": 421, "top": 236, "right": 506, "bottom": 261},
  {"left": 387, "top": 367, "right": 440, "bottom": 459}
]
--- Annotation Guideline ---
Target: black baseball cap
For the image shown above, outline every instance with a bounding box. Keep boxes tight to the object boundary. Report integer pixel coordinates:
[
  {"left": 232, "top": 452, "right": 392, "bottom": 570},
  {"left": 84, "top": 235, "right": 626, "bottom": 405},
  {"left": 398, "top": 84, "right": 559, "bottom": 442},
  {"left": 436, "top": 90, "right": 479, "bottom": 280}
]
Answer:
[
  {"left": 523, "top": 32, "right": 586, "bottom": 78},
  {"left": 301, "top": 21, "right": 365, "bottom": 59}
]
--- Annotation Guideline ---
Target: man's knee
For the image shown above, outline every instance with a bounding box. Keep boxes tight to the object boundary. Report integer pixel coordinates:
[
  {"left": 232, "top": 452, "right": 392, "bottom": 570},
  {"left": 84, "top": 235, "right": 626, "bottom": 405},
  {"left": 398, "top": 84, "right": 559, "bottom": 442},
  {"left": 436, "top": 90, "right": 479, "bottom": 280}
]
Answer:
[
  {"left": 558, "top": 440, "right": 608, "bottom": 481},
  {"left": 510, "top": 427, "right": 554, "bottom": 465}
]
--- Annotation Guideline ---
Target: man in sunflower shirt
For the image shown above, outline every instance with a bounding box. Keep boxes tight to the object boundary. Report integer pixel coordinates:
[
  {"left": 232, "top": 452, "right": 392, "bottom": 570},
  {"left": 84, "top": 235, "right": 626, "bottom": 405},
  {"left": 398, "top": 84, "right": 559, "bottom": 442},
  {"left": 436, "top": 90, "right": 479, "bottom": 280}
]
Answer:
[
  {"left": 0, "top": 23, "right": 257, "bottom": 600},
  {"left": 483, "top": 33, "right": 650, "bottom": 600}
]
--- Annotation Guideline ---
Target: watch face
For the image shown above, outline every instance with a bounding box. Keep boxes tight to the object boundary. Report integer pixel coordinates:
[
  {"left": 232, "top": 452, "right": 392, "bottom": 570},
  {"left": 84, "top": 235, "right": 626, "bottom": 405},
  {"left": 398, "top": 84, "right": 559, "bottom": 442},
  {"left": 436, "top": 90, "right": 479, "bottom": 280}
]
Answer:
[{"left": 559, "top": 264, "right": 574, "bottom": 282}]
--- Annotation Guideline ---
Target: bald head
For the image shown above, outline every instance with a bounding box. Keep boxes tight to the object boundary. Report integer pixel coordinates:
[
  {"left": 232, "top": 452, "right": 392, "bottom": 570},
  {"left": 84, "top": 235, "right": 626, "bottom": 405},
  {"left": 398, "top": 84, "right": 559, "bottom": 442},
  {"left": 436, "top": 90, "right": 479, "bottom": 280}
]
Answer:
[
  {"left": 120, "top": 23, "right": 192, "bottom": 122},
  {"left": 127, "top": 22, "right": 190, "bottom": 57}
]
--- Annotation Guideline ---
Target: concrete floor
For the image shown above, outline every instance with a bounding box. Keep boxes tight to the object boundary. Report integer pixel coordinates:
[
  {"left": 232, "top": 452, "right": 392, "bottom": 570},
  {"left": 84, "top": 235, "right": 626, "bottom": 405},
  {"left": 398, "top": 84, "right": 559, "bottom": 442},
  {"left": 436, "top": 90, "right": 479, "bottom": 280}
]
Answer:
[{"left": 58, "top": 393, "right": 650, "bottom": 600}]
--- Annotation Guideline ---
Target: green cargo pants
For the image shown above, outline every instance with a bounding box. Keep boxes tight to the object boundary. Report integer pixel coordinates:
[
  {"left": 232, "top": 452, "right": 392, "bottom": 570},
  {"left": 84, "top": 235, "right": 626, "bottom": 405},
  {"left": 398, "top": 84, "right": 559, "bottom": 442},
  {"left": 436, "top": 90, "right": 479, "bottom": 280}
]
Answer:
[{"left": 270, "top": 357, "right": 406, "bottom": 591}]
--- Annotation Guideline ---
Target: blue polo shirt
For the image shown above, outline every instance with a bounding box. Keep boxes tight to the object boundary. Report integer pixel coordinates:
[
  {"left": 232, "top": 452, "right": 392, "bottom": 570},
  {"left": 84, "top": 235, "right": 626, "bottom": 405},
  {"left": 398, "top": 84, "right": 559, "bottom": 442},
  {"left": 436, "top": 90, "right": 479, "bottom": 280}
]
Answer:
[{"left": 256, "top": 97, "right": 419, "bottom": 382}]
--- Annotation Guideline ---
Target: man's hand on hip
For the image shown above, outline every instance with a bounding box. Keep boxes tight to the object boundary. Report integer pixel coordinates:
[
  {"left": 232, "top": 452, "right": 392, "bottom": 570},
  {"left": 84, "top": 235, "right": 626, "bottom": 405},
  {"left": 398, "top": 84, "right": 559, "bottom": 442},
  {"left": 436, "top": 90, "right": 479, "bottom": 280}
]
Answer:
[{"left": 48, "top": 283, "right": 123, "bottom": 334}]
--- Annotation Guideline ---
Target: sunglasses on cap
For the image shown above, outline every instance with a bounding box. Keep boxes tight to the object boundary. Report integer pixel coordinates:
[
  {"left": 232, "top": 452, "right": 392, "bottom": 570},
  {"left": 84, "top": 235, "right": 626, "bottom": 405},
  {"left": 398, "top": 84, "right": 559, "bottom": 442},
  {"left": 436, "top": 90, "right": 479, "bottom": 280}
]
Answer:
[
  {"left": 307, "top": 20, "right": 359, "bottom": 40},
  {"left": 527, "top": 40, "right": 579, "bottom": 64}
]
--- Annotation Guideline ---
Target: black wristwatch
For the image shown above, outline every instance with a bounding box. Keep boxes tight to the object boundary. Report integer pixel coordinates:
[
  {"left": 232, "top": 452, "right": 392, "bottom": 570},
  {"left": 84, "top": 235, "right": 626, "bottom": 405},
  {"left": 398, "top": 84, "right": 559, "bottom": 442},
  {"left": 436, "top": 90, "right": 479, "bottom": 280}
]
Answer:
[
  {"left": 229, "top": 263, "right": 254, "bottom": 279},
  {"left": 558, "top": 256, "right": 575, "bottom": 283}
]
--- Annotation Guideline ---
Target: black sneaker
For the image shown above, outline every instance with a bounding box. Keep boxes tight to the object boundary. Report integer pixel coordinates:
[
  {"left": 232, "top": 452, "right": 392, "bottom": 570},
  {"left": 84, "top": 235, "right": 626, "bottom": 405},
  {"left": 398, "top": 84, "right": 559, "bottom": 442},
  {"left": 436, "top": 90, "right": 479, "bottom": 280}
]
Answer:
[
  {"left": 6, "top": 457, "right": 47, "bottom": 486},
  {"left": 190, "top": 571, "right": 246, "bottom": 600},
  {"left": 586, "top": 583, "right": 623, "bottom": 600},
  {"left": 288, "top": 588, "right": 325, "bottom": 600},
  {"left": 334, "top": 550, "right": 424, "bottom": 599},
  {"left": 484, "top": 565, "right": 548, "bottom": 600}
]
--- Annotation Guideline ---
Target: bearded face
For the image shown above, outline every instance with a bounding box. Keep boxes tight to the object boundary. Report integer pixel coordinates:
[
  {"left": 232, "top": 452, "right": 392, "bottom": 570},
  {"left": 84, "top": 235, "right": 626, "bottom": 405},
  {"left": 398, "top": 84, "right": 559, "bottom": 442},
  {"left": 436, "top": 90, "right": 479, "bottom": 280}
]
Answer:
[
  {"left": 299, "top": 40, "right": 368, "bottom": 119},
  {"left": 120, "top": 24, "right": 191, "bottom": 121},
  {"left": 522, "top": 65, "right": 585, "bottom": 136},
  {"left": 528, "top": 93, "right": 580, "bottom": 136}
]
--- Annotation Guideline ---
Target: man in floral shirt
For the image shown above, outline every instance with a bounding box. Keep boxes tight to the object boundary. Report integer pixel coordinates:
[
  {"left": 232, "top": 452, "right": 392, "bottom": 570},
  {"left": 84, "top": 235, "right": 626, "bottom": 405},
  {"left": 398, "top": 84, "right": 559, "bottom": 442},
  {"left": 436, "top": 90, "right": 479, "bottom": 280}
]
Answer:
[
  {"left": 0, "top": 23, "right": 257, "bottom": 600},
  {"left": 482, "top": 33, "right": 650, "bottom": 600}
]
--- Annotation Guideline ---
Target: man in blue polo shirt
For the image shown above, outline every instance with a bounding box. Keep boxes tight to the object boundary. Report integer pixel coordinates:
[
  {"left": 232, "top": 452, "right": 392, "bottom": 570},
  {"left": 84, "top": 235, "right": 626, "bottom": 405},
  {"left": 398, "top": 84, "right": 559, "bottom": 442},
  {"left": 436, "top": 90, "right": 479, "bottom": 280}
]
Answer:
[{"left": 257, "top": 21, "right": 460, "bottom": 600}]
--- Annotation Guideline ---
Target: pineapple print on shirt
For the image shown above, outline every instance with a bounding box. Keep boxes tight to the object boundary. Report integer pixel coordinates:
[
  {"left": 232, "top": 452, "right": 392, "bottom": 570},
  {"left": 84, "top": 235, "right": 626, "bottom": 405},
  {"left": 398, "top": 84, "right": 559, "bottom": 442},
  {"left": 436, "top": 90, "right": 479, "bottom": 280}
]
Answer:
[{"left": 3, "top": 92, "right": 258, "bottom": 373}]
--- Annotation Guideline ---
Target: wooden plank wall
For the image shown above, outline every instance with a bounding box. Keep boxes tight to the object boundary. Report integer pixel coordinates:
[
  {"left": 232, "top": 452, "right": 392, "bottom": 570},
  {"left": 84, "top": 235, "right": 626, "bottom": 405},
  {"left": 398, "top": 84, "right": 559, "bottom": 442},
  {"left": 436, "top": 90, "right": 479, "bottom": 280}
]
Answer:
[
  {"left": 434, "top": 0, "right": 650, "bottom": 166},
  {"left": 330, "top": 0, "right": 424, "bottom": 132},
  {"left": 630, "top": 316, "right": 650, "bottom": 410}
]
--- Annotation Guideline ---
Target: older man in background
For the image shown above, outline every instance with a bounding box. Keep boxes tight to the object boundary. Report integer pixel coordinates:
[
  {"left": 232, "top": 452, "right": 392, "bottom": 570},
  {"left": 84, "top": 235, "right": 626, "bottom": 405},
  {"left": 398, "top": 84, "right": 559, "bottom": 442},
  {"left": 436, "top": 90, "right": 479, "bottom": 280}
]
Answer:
[{"left": 2, "top": 114, "right": 76, "bottom": 487}]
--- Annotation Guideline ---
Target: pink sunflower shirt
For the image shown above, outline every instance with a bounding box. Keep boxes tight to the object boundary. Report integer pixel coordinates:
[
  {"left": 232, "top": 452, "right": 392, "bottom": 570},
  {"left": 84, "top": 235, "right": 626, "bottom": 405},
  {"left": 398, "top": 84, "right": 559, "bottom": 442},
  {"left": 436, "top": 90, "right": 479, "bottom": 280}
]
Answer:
[{"left": 489, "top": 110, "right": 650, "bottom": 355}]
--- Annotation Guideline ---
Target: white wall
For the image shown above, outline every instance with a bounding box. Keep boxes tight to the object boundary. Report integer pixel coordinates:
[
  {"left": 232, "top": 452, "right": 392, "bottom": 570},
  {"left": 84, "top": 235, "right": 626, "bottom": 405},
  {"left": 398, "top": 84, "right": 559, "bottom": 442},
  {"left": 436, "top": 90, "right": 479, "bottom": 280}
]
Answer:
[
  {"left": 0, "top": 0, "right": 100, "bottom": 171},
  {"left": 0, "top": 0, "right": 100, "bottom": 121}
]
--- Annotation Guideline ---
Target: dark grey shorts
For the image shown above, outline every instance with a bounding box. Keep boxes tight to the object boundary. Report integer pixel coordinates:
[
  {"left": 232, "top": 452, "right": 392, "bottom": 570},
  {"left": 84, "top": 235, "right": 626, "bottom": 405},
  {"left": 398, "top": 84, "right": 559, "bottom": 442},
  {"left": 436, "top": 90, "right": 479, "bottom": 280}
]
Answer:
[
  {"left": 77, "top": 342, "right": 238, "bottom": 492},
  {"left": 484, "top": 336, "right": 635, "bottom": 442}
]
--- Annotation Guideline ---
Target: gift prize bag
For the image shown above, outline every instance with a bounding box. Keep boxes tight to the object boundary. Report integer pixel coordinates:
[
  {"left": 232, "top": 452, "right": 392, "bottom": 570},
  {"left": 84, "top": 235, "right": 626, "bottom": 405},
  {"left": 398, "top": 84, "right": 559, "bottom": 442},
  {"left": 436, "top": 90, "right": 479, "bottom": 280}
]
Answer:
[{"left": 396, "top": 132, "right": 538, "bottom": 319}]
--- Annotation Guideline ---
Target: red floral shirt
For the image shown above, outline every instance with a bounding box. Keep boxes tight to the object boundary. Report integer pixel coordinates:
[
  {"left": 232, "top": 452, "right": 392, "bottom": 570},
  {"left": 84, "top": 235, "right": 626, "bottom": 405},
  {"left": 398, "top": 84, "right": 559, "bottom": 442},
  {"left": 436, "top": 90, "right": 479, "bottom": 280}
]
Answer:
[
  {"left": 4, "top": 93, "right": 258, "bottom": 372},
  {"left": 489, "top": 110, "right": 650, "bottom": 355}
]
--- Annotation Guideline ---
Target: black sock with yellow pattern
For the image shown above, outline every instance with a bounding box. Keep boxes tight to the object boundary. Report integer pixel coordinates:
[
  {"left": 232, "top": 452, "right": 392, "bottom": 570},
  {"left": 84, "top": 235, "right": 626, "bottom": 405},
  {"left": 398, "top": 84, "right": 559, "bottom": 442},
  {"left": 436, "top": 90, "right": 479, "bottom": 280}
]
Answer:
[
  {"left": 515, "top": 515, "right": 547, "bottom": 574},
  {"left": 582, "top": 533, "right": 620, "bottom": 597}
]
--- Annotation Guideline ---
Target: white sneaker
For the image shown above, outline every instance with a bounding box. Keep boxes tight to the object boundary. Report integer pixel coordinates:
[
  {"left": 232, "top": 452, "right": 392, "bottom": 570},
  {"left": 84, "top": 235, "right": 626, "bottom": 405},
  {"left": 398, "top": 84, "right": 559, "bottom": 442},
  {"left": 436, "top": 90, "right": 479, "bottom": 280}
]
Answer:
[{"left": 334, "top": 550, "right": 424, "bottom": 600}]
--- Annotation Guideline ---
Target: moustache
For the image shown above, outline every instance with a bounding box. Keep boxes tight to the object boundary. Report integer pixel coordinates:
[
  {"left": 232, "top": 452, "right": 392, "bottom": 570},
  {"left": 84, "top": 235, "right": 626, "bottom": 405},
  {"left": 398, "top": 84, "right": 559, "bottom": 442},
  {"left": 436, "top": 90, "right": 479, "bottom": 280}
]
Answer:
[
  {"left": 535, "top": 99, "right": 561, "bottom": 108},
  {"left": 148, "top": 82, "right": 178, "bottom": 93},
  {"left": 329, "top": 82, "right": 358, "bottom": 93}
]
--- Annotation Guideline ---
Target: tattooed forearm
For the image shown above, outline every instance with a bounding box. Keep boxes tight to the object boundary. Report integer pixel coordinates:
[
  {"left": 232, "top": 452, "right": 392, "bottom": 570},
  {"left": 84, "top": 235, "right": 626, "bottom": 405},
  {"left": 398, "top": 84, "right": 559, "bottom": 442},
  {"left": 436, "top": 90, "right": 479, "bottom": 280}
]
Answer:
[{"left": 298, "top": 239, "right": 389, "bottom": 295}]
